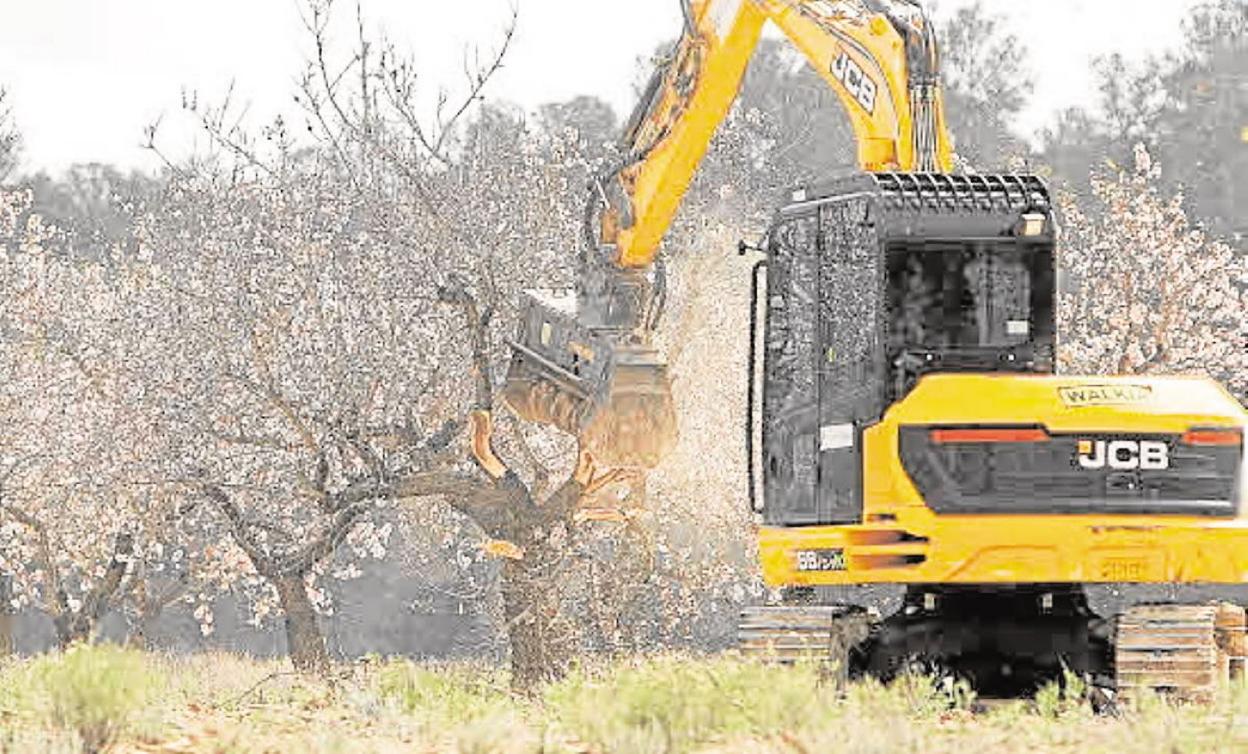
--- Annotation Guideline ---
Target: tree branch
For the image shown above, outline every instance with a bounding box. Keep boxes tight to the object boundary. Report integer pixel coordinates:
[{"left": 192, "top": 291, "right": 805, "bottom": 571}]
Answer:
[
  {"left": 200, "top": 484, "right": 279, "bottom": 578},
  {"left": 431, "top": 5, "right": 517, "bottom": 159},
  {"left": 277, "top": 499, "right": 371, "bottom": 576},
  {"left": 78, "top": 532, "right": 134, "bottom": 629},
  {"left": 0, "top": 495, "right": 63, "bottom": 619}
]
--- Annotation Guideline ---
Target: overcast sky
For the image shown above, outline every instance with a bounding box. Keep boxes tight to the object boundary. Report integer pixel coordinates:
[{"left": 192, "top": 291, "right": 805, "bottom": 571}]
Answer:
[{"left": 0, "top": 0, "right": 1203, "bottom": 175}]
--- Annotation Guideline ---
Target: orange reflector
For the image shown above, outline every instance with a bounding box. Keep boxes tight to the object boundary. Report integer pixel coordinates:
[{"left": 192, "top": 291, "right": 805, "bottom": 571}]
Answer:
[
  {"left": 930, "top": 428, "right": 1049, "bottom": 444},
  {"left": 1183, "top": 429, "right": 1243, "bottom": 447}
]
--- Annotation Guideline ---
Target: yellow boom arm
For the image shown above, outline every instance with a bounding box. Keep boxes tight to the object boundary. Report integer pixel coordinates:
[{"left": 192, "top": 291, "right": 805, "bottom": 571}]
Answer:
[
  {"left": 505, "top": 0, "right": 957, "bottom": 468},
  {"left": 600, "top": 0, "right": 955, "bottom": 269}
]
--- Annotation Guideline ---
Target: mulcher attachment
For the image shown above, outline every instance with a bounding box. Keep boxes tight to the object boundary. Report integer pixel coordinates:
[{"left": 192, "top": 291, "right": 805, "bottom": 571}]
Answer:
[
  {"left": 1115, "top": 603, "right": 1247, "bottom": 702},
  {"left": 503, "top": 290, "right": 677, "bottom": 469}
]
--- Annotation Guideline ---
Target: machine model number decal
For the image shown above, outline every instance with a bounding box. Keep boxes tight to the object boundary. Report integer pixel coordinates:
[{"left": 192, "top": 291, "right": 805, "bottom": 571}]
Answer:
[
  {"left": 1077, "top": 440, "right": 1170, "bottom": 471},
  {"left": 1098, "top": 557, "right": 1150, "bottom": 581},
  {"left": 1058, "top": 384, "right": 1153, "bottom": 408},
  {"left": 795, "top": 548, "right": 848, "bottom": 572},
  {"left": 831, "top": 52, "right": 877, "bottom": 114}
]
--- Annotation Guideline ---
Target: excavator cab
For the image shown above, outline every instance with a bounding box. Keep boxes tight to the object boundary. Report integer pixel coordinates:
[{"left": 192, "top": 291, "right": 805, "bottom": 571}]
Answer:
[{"left": 754, "top": 172, "right": 1056, "bottom": 526}]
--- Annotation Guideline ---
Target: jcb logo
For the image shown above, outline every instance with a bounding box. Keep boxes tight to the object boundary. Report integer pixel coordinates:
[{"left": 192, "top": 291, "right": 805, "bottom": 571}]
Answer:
[
  {"left": 1077, "top": 440, "right": 1170, "bottom": 471},
  {"left": 831, "top": 52, "right": 877, "bottom": 114}
]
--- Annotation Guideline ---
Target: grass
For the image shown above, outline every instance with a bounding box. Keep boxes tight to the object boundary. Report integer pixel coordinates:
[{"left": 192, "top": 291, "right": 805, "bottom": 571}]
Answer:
[
  {"left": 1, "top": 648, "right": 1248, "bottom": 752},
  {"left": 2, "top": 644, "right": 165, "bottom": 754}
]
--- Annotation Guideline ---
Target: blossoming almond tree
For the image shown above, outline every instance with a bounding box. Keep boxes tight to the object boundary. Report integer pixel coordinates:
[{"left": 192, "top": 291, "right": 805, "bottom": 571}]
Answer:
[
  {"left": 0, "top": 188, "right": 178, "bottom": 648},
  {"left": 1057, "top": 144, "right": 1248, "bottom": 400},
  {"left": 130, "top": 0, "right": 631, "bottom": 680}
]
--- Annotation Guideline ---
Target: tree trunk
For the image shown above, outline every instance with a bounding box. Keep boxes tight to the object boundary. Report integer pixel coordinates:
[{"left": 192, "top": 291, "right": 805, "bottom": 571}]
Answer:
[
  {"left": 52, "top": 597, "right": 95, "bottom": 649},
  {"left": 127, "top": 616, "right": 155, "bottom": 651},
  {"left": 127, "top": 598, "right": 162, "bottom": 651},
  {"left": 0, "top": 574, "right": 13, "bottom": 656},
  {"left": 587, "top": 518, "right": 656, "bottom": 655},
  {"left": 274, "top": 574, "right": 329, "bottom": 675},
  {"left": 53, "top": 531, "right": 134, "bottom": 649},
  {"left": 54, "top": 617, "right": 85, "bottom": 649},
  {"left": 501, "top": 542, "right": 577, "bottom": 691}
]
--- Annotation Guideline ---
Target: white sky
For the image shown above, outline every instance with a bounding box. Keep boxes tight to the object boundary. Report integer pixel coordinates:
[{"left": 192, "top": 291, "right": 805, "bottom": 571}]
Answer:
[{"left": 0, "top": 0, "right": 1203, "bottom": 175}]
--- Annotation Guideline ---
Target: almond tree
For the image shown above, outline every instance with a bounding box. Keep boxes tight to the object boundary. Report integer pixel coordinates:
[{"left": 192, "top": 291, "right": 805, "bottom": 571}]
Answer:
[
  {"left": 1057, "top": 144, "right": 1248, "bottom": 400},
  {"left": 129, "top": 0, "right": 646, "bottom": 681},
  {"left": 0, "top": 188, "right": 173, "bottom": 648}
]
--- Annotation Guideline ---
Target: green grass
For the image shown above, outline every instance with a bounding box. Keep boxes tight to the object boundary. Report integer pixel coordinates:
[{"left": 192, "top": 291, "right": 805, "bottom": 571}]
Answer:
[
  {"left": 6, "top": 644, "right": 165, "bottom": 754},
  {"left": 1, "top": 649, "right": 1248, "bottom": 753},
  {"left": 375, "top": 660, "right": 512, "bottom": 728},
  {"left": 545, "top": 655, "right": 834, "bottom": 753}
]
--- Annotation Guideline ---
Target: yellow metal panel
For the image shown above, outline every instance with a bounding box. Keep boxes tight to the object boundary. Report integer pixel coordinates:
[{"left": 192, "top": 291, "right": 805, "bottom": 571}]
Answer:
[
  {"left": 760, "top": 374, "right": 1248, "bottom": 588},
  {"left": 883, "top": 374, "right": 1244, "bottom": 432},
  {"left": 613, "top": 0, "right": 955, "bottom": 269},
  {"left": 761, "top": 518, "right": 1248, "bottom": 586}
]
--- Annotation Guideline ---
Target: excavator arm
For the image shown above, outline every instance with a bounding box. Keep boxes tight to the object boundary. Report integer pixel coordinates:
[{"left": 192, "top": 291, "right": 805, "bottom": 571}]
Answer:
[
  {"left": 504, "top": 0, "right": 955, "bottom": 468},
  {"left": 605, "top": 0, "right": 953, "bottom": 269}
]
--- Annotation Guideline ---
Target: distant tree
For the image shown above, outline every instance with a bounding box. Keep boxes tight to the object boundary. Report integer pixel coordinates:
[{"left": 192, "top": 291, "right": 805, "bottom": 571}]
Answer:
[
  {"left": 1040, "top": 57, "right": 1146, "bottom": 205},
  {"left": 1039, "top": 105, "right": 1109, "bottom": 199},
  {"left": 1044, "top": 1, "right": 1248, "bottom": 243},
  {"left": 538, "top": 95, "right": 618, "bottom": 153},
  {"left": 1151, "top": 0, "right": 1248, "bottom": 242},
  {"left": 935, "top": 1, "right": 1034, "bottom": 170},
  {"left": 23, "top": 164, "right": 161, "bottom": 259}
]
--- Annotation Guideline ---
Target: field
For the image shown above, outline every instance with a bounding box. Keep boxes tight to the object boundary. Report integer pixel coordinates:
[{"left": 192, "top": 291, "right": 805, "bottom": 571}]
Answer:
[{"left": 2, "top": 647, "right": 1248, "bottom": 753}]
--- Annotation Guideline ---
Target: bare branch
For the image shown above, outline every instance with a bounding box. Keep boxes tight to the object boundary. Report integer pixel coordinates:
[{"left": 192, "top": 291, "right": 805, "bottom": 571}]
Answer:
[
  {"left": 430, "top": 4, "right": 517, "bottom": 160},
  {"left": 223, "top": 372, "right": 321, "bottom": 460},
  {"left": 278, "top": 499, "right": 370, "bottom": 576},
  {"left": 200, "top": 484, "right": 278, "bottom": 577}
]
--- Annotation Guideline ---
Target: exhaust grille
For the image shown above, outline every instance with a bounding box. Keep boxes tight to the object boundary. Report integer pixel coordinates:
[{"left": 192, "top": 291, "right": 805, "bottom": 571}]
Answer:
[{"left": 899, "top": 426, "right": 1242, "bottom": 516}]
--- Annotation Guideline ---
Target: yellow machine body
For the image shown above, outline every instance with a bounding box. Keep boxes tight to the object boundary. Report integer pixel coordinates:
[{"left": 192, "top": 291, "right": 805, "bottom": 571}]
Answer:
[{"left": 759, "top": 374, "right": 1248, "bottom": 587}]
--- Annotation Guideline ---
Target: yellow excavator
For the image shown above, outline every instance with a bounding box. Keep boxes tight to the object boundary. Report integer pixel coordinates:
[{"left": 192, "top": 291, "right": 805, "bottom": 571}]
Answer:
[{"left": 503, "top": 0, "right": 1248, "bottom": 698}]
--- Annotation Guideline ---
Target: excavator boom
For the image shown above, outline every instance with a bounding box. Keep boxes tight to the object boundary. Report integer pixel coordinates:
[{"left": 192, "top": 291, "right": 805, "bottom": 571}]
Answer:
[
  {"left": 611, "top": 0, "right": 952, "bottom": 269},
  {"left": 504, "top": 0, "right": 953, "bottom": 467}
]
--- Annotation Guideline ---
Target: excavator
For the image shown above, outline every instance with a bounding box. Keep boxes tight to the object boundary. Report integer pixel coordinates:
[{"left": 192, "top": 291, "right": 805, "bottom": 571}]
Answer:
[{"left": 502, "top": 0, "right": 1248, "bottom": 698}]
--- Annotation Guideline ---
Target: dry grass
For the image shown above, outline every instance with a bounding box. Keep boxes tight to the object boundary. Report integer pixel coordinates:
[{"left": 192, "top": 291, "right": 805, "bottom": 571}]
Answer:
[{"left": 2, "top": 648, "right": 1248, "bottom": 753}]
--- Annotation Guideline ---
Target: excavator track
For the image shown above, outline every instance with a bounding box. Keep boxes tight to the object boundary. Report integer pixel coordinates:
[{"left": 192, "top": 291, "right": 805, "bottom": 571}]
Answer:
[
  {"left": 737, "top": 606, "right": 872, "bottom": 679},
  {"left": 1115, "top": 603, "right": 1247, "bottom": 702}
]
